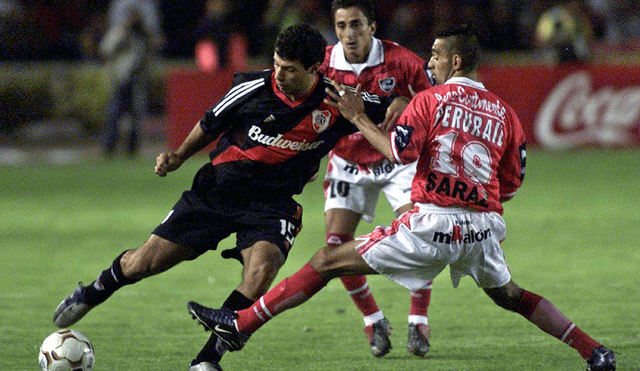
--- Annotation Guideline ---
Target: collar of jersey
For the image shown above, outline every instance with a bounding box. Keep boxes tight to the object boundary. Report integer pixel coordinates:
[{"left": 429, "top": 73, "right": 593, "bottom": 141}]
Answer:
[
  {"left": 329, "top": 36, "right": 384, "bottom": 73},
  {"left": 445, "top": 77, "right": 486, "bottom": 90},
  {"left": 270, "top": 71, "right": 320, "bottom": 107}
]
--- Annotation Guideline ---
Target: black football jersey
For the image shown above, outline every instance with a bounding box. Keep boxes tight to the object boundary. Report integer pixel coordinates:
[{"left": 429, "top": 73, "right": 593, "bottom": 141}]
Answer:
[{"left": 198, "top": 70, "right": 389, "bottom": 196}]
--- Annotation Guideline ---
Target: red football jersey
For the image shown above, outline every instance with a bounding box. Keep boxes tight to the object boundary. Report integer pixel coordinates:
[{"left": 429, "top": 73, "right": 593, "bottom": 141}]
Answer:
[
  {"left": 320, "top": 37, "right": 432, "bottom": 165},
  {"left": 390, "top": 77, "right": 527, "bottom": 214}
]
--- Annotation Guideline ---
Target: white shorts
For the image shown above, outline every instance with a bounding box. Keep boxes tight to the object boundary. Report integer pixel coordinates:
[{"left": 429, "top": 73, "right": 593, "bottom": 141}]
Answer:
[
  {"left": 323, "top": 154, "right": 416, "bottom": 222},
  {"left": 355, "top": 203, "right": 511, "bottom": 291}
]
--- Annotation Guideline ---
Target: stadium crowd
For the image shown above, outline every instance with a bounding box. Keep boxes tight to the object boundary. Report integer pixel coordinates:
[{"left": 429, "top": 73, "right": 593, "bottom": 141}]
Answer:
[{"left": 1, "top": 0, "right": 639, "bottom": 62}]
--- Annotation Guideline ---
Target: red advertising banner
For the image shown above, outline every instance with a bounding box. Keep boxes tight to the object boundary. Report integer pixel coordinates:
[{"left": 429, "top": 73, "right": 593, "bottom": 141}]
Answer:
[
  {"left": 478, "top": 64, "right": 640, "bottom": 148},
  {"left": 166, "top": 69, "right": 235, "bottom": 152},
  {"left": 166, "top": 64, "right": 640, "bottom": 150}
]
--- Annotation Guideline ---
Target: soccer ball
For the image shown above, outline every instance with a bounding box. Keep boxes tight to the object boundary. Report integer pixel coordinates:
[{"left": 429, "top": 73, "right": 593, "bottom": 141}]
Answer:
[{"left": 39, "top": 329, "right": 95, "bottom": 371}]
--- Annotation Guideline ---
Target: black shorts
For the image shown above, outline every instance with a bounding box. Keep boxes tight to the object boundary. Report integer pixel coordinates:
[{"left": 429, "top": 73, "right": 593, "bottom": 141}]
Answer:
[{"left": 152, "top": 167, "right": 303, "bottom": 262}]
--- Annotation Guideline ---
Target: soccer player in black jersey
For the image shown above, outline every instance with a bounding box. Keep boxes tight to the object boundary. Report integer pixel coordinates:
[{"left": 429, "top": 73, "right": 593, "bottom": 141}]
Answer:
[{"left": 52, "top": 24, "right": 395, "bottom": 371}]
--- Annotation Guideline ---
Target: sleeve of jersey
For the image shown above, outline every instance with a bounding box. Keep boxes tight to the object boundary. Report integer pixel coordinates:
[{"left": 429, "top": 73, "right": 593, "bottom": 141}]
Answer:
[
  {"left": 362, "top": 91, "right": 390, "bottom": 124},
  {"left": 498, "top": 111, "right": 527, "bottom": 200},
  {"left": 389, "top": 94, "right": 429, "bottom": 164},
  {"left": 199, "top": 72, "right": 267, "bottom": 138}
]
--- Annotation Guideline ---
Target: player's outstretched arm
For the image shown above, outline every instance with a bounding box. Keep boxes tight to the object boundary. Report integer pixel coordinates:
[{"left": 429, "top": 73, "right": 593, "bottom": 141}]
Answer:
[
  {"left": 325, "top": 81, "right": 395, "bottom": 162},
  {"left": 154, "top": 121, "right": 213, "bottom": 177}
]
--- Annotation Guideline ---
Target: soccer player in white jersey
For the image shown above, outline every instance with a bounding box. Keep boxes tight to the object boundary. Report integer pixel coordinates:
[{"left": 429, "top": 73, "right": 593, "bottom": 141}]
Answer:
[
  {"left": 188, "top": 24, "right": 616, "bottom": 371},
  {"left": 320, "top": 0, "right": 434, "bottom": 357}
]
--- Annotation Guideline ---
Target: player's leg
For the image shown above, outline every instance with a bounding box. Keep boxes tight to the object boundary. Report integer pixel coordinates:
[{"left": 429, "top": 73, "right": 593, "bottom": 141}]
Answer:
[
  {"left": 190, "top": 201, "right": 301, "bottom": 370},
  {"left": 484, "top": 281, "right": 616, "bottom": 370},
  {"left": 189, "top": 240, "right": 377, "bottom": 347},
  {"left": 236, "top": 240, "right": 287, "bottom": 300},
  {"left": 101, "top": 82, "right": 127, "bottom": 157},
  {"left": 190, "top": 241, "right": 285, "bottom": 370},
  {"left": 326, "top": 207, "right": 393, "bottom": 356},
  {"left": 188, "top": 209, "right": 438, "bottom": 354},
  {"left": 128, "top": 74, "right": 148, "bottom": 156},
  {"left": 55, "top": 187, "right": 222, "bottom": 328},
  {"left": 325, "top": 174, "right": 391, "bottom": 357},
  {"left": 385, "top": 203, "right": 433, "bottom": 356},
  {"left": 383, "top": 161, "right": 433, "bottom": 357},
  {"left": 392, "top": 203, "right": 432, "bottom": 357},
  {"left": 53, "top": 235, "right": 196, "bottom": 328}
]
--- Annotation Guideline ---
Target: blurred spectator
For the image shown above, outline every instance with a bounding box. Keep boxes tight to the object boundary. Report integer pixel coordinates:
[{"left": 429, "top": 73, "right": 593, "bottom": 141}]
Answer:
[
  {"left": 0, "top": 0, "right": 21, "bottom": 19},
  {"left": 259, "top": 0, "right": 335, "bottom": 64},
  {"left": 78, "top": 6, "right": 109, "bottom": 60},
  {"left": 534, "top": 0, "right": 594, "bottom": 64},
  {"left": 99, "top": 0, "right": 164, "bottom": 157},
  {"left": 193, "top": 0, "right": 248, "bottom": 72},
  {"left": 484, "top": 0, "right": 530, "bottom": 51},
  {"left": 1, "top": 0, "right": 86, "bottom": 60},
  {"left": 384, "top": 1, "right": 434, "bottom": 59},
  {"left": 2, "top": 0, "right": 640, "bottom": 63},
  {"left": 588, "top": 0, "right": 640, "bottom": 47},
  {"left": 0, "top": 0, "right": 25, "bottom": 59}
]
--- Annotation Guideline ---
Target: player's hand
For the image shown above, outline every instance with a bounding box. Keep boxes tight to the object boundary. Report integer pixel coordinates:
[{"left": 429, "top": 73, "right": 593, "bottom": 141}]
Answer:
[
  {"left": 324, "top": 81, "right": 365, "bottom": 122},
  {"left": 154, "top": 152, "right": 183, "bottom": 177}
]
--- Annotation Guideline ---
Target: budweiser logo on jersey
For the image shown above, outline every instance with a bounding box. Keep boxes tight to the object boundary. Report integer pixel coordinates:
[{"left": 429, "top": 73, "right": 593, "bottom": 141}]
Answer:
[
  {"left": 312, "top": 110, "right": 331, "bottom": 133},
  {"left": 379, "top": 77, "right": 396, "bottom": 93},
  {"left": 535, "top": 71, "right": 640, "bottom": 148},
  {"left": 248, "top": 125, "right": 325, "bottom": 151}
]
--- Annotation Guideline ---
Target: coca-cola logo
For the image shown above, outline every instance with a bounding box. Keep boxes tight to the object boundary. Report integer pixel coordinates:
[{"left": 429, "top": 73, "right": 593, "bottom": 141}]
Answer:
[{"left": 535, "top": 71, "right": 640, "bottom": 148}]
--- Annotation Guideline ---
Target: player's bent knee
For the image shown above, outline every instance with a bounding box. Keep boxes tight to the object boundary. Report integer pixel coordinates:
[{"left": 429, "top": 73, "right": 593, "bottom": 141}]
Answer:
[
  {"left": 309, "top": 243, "right": 363, "bottom": 280},
  {"left": 309, "top": 246, "right": 340, "bottom": 277},
  {"left": 484, "top": 281, "right": 524, "bottom": 311}
]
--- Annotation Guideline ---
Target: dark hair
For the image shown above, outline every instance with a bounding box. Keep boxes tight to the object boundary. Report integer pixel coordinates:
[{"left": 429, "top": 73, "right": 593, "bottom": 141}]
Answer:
[
  {"left": 331, "top": 0, "right": 376, "bottom": 24},
  {"left": 274, "top": 24, "right": 327, "bottom": 69},
  {"left": 435, "top": 24, "right": 481, "bottom": 72}
]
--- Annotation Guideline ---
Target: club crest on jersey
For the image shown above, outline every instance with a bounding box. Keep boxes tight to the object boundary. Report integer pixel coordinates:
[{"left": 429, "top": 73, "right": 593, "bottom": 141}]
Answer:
[
  {"left": 312, "top": 110, "right": 331, "bottom": 133},
  {"left": 378, "top": 77, "right": 396, "bottom": 93}
]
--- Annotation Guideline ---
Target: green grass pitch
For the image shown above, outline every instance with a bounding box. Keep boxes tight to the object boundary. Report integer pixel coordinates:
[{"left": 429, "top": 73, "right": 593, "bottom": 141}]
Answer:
[{"left": 1, "top": 148, "right": 639, "bottom": 370}]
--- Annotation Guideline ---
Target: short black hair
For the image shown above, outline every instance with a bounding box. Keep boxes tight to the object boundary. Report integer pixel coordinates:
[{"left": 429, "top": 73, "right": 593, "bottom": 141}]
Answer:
[
  {"left": 274, "top": 24, "right": 327, "bottom": 69},
  {"left": 435, "top": 24, "right": 481, "bottom": 73},
  {"left": 331, "top": 0, "right": 376, "bottom": 24}
]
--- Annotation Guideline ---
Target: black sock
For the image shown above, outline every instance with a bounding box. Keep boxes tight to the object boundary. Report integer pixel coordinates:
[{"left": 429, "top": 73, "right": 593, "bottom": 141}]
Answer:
[
  {"left": 83, "top": 251, "right": 139, "bottom": 306},
  {"left": 193, "top": 291, "right": 254, "bottom": 364},
  {"left": 222, "top": 290, "right": 255, "bottom": 311}
]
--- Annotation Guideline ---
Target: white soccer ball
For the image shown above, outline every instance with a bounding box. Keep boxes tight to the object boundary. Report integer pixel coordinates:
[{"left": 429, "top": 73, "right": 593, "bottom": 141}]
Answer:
[{"left": 39, "top": 329, "right": 95, "bottom": 371}]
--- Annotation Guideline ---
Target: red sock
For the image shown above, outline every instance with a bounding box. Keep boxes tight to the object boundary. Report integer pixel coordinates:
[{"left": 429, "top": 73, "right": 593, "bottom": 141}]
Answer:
[
  {"left": 340, "top": 275, "right": 380, "bottom": 316},
  {"left": 410, "top": 282, "right": 432, "bottom": 317},
  {"left": 514, "top": 290, "right": 601, "bottom": 359},
  {"left": 327, "top": 233, "right": 381, "bottom": 317},
  {"left": 236, "top": 263, "right": 327, "bottom": 333}
]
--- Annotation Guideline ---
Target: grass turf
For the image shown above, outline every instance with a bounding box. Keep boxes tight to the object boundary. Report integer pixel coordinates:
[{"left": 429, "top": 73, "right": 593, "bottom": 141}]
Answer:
[{"left": 1, "top": 148, "right": 638, "bottom": 370}]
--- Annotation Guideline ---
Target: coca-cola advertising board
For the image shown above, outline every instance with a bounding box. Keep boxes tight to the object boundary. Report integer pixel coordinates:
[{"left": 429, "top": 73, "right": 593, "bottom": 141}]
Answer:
[{"left": 478, "top": 64, "right": 640, "bottom": 148}]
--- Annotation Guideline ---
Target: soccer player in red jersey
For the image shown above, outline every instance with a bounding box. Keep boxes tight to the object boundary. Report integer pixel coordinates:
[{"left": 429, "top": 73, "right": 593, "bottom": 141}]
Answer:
[
  {"left": 320, "top": 0, "right": 434, "bottom": 357},
  {"left": 189, "top": 24, "right": 616, "bottom": 371}
]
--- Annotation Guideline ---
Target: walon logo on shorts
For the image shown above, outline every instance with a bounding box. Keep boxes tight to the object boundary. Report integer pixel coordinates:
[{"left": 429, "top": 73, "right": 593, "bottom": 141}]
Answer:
[{"left": 432, "top": 225, "right": 492, "bottom": 244}]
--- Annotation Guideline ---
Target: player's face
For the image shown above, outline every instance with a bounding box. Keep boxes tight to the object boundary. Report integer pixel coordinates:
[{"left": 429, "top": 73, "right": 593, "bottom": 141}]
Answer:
[
  {"left": 334, "top": 7, "right": 376, "bottom": 64},
  {"left": 427, "top": 38, "right": 455, "bottom": 86},
  {"left": 273, "top": 53, "right": 317, "bottom": 100}
]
